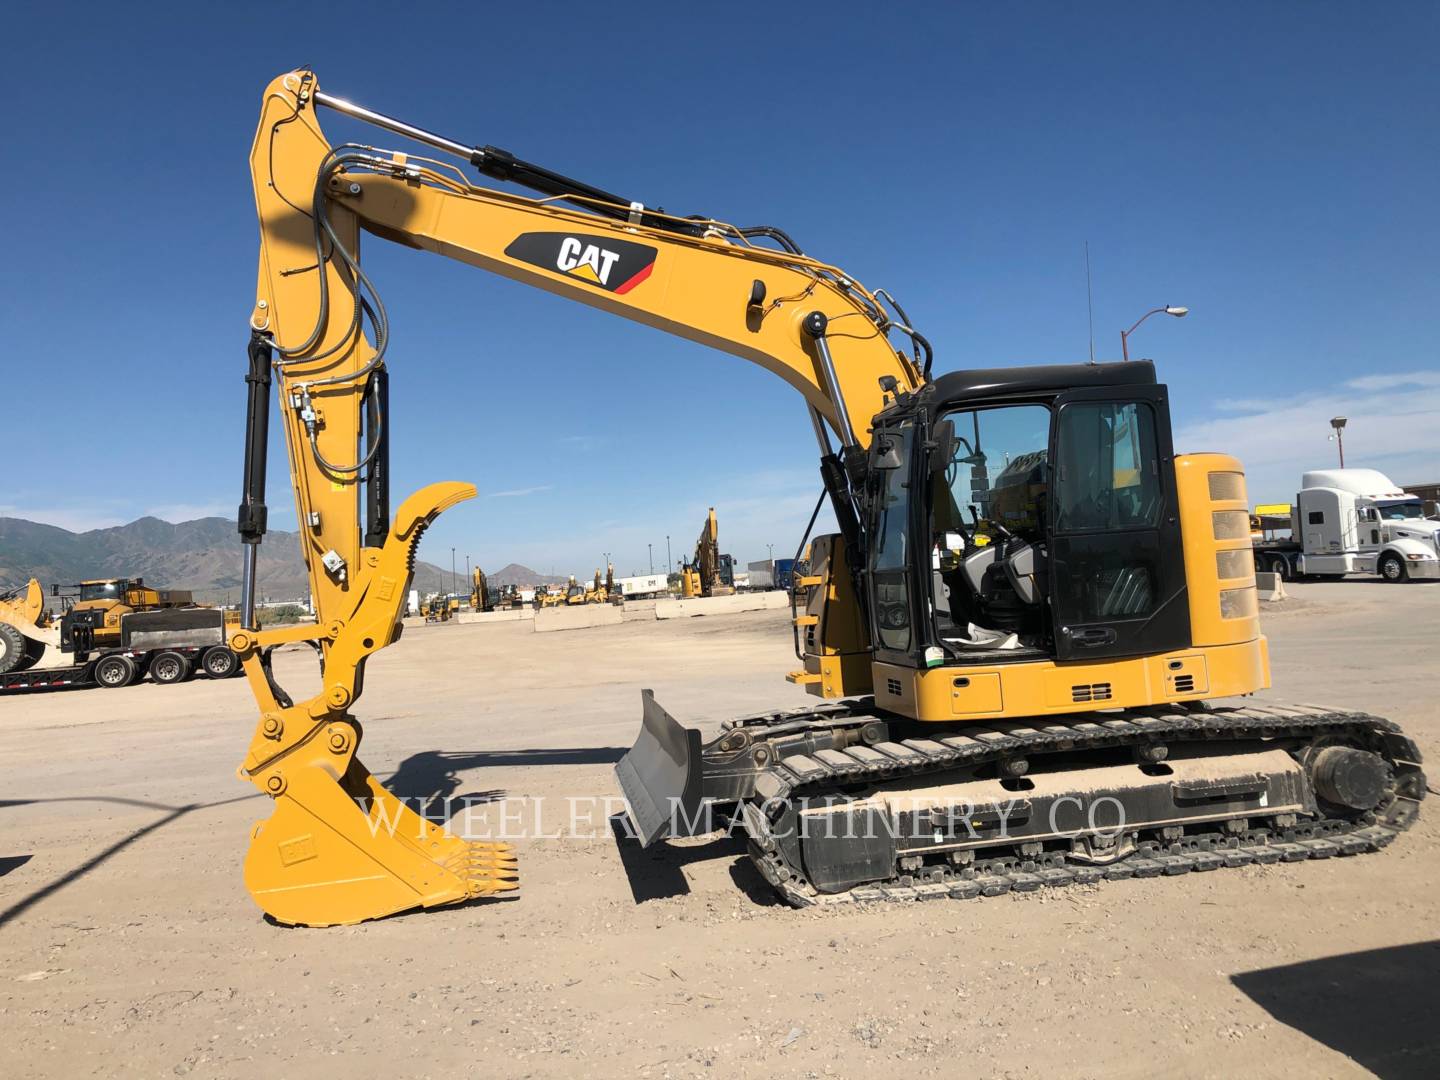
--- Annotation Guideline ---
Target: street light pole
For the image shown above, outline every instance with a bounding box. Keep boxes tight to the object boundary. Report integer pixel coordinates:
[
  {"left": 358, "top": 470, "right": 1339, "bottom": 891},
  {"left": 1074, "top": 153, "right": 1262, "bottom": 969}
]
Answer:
[
  {"left": 666, "top": 535, "right": 672, "bottom": 572},
  {"left": 648, "top": 543, "right": 653, "bottom": 573},
  {"left": 1330, "top": 416, "right": 1348, "bottom": 467},
  {"left": 1120, "top": 305, "right": 1189, "bottom": 362},
  {"left": 450, "top": 547, "right": 456, "bottom": 599}
]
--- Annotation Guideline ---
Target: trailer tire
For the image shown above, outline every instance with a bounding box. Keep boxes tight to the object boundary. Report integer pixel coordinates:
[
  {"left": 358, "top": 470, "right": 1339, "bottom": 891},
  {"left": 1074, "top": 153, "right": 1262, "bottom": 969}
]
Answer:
[
  {"left": 200, "top": 645, "right": 239, "bottom": 679},
  {"left": 149, "top": 651, "right": 192, "bottom": 685},
  {"left": 1262, "top": 554, "right": 1291, "bottom": 581},
  {"left": 95, "top": 654, "right": 138, "bottom": 688},
  {"left": 1378, "top": 554, "right": 1407, "bottom": 583},
  {"left": 0, "top": 623, "right": 31, "bottom": 674}
]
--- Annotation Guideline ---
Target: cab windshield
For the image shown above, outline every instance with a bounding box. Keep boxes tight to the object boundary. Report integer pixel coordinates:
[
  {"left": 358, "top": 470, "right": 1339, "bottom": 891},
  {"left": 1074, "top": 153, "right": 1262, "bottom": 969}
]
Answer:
[
  {"left": 79, "top": 582, "right": 125, "bottom": 602},
  {"left": 1376, "top": 499, "right": 1424, "bottom": 520},
  {"left": 934, "top": 405, "right": 1051, "bottom": 543}
]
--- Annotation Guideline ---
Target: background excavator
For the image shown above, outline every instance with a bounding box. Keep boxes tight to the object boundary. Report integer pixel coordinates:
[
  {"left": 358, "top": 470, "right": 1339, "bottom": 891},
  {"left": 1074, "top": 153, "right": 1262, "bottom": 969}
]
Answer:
[
  {"left": 232, "top": 70, "right": 1423, "bottom": 927},
  {"left": 470, "top": 567, "right": 492, "bottom": 613},
  {"left": 679, "top": 509, "right": 736, "bottom": 598}
]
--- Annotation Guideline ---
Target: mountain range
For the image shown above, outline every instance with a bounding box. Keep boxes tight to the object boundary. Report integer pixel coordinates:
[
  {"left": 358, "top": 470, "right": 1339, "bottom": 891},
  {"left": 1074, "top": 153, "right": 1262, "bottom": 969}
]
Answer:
[{"left": 0, "top": 516, "right": 564, "bottom": 603}]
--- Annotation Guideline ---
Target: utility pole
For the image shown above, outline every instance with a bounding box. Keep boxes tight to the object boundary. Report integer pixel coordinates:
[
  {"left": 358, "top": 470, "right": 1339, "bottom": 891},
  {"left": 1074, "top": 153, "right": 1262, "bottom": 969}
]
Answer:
[
  {"left": 666, "top": 534, "right": 672, "bottom": 571},
  {"left": 648, "top": 543, "right": 653, "bottom": 573},
  {"left": 465, "top": 554, "right": 471, "bottom": 586},
  {"left": 450, "top": 547, "right": 456, "bottom": 599}
]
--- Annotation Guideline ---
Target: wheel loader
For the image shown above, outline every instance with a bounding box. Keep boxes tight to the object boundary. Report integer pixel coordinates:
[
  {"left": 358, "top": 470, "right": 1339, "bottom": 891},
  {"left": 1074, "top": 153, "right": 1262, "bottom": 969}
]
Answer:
[
  {"left": 228, "top": 70, "right": 1423, "bottom": 926},
  {"left": 0, "top": 579, "right": 54, "bottom": 674}
]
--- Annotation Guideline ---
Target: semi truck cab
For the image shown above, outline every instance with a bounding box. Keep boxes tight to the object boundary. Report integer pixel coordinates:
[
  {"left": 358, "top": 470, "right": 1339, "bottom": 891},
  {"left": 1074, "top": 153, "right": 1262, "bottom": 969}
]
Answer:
[{"left": 1256, "top": 469, "right": 1440, "bottom": 582}]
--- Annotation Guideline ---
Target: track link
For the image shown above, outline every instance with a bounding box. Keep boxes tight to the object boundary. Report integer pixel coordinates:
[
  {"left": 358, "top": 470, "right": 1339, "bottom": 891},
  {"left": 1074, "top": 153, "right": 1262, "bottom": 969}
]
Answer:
[{"left": 733, "top": 702, "right": 1424, "bottom": 906}]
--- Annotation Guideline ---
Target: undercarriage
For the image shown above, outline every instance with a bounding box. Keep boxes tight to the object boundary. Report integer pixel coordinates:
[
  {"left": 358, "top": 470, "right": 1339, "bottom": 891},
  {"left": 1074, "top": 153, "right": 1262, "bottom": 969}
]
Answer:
[{"left": 616, "top": 694, "right": 1425, "bottom": 905}]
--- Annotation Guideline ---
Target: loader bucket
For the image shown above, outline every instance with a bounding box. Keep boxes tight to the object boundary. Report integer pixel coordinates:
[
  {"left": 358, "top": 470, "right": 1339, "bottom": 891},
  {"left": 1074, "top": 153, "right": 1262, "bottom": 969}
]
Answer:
[
  {"left": 614, "top": 690, "right": 706, "bottom": 847},
  {"left": 244, "top": 746, "right": 516, "bottom": 927}
]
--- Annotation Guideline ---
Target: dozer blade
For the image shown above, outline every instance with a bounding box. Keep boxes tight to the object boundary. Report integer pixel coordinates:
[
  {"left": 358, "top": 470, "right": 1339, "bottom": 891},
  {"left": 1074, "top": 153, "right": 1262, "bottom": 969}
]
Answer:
[
  {"left": 615, "top": 690, "right": 705, "bottom": 847},
  {"left": 244, "top": 754, "right": 517, "bottom": 927}
]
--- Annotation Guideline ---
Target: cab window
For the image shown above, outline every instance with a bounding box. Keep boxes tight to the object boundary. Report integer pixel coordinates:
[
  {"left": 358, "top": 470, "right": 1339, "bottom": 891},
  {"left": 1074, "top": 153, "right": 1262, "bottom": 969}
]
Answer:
[{"left": 1054, "top": 403, "right": 1162, "bottom": 532}]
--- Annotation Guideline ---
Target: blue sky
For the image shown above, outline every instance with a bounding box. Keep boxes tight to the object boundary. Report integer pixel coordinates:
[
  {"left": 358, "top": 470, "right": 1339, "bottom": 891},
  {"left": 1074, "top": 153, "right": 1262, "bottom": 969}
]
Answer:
[{"left": 3, "top": 2, "right": 1436, "bottom": 577}]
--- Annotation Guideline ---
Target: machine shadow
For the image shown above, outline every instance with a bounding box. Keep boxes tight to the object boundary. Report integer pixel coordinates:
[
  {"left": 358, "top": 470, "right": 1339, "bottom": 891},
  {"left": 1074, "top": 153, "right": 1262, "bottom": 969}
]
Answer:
[
  {"left": 385, "top": 747, "right": 627, "bottom": 804},
  {"left": 608, "top": 813, "right": 783, "bottom": 907},
  {"left": 0, "top": 854, "right": 34, "bottom": 878},
  {"left": 0, "top": 793, "right": 260, "bottom": 930},
  {"left": 1232, "top": 940, "right": 1440, "bottom": 1079}
]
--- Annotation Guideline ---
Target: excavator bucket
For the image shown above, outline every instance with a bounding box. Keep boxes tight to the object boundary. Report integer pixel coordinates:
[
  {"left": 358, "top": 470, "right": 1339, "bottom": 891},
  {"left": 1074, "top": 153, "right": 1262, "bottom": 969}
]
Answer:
[{"left": 244, "top": 746, "right": 516, "bottom": 927}]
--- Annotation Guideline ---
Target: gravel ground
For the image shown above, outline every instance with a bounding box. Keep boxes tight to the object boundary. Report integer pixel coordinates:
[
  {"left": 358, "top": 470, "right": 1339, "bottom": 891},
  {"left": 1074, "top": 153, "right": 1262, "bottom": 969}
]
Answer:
[{"left": 1, "top": 580, "right": 1436, "bottom": 1079}]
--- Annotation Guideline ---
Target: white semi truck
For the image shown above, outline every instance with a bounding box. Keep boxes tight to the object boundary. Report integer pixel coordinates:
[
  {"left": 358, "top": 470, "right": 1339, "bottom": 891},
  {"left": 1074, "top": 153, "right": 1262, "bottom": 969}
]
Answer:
[{"left": 1253, "top": 468, "right": 1440, "bottom": 583}]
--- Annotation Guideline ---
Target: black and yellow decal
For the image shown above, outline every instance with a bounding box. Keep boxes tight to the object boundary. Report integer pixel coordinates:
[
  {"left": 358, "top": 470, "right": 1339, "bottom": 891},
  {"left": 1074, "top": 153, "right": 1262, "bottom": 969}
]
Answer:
[{"left": 504, "top": 232, "right": 657, "bottom": 294}]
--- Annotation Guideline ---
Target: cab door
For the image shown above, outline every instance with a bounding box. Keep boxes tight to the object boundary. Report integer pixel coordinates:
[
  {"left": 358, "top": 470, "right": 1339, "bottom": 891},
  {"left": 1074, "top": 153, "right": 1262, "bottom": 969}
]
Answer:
[{"left": 1047, "top": 386, "right": 1190, "bottom": 661}]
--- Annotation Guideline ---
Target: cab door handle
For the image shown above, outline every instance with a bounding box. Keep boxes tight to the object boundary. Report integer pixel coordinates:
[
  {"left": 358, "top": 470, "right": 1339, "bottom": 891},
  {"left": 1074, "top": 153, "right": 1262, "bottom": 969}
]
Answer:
[{"left": 1066, "top": 627, "right": 1117, "bottom": 647}]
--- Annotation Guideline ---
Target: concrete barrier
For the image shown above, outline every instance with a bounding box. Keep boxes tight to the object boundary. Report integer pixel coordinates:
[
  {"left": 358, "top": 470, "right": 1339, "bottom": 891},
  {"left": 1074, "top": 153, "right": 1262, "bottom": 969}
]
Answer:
[
  {"left": 1255, "top": 571, "right": 1288, "bottom": 602},
  {"left": 456, "top": 608, "right": 535, "bottom": 624},
  {"left": 534, "top": 604, "right": 624, "bottom": 633},
  {"left": 654, "top": 591, "right": 790, "bottom": 619},
  {"left": 620, "top": 598, "right": 659, "bottom": 622}
]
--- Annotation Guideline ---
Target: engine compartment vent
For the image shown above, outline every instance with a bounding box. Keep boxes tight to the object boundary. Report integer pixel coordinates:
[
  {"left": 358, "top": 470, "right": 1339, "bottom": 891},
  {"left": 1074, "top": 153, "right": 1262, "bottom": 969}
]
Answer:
[
  {"left": 1071, "top": 682, "right": 1113, "bottom": 703},
  {"left": 1172, "top": 674, "right": 1196, "bottom": 694},
  {"left": 886, "top": 678, "right": 903, "bottom": 697}
]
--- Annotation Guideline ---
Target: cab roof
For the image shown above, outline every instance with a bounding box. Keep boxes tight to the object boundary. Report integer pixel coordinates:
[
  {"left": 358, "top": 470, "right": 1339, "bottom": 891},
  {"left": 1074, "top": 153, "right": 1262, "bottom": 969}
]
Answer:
[{"left": 930, "top": 360, "right": 1156, "bottom": 408}]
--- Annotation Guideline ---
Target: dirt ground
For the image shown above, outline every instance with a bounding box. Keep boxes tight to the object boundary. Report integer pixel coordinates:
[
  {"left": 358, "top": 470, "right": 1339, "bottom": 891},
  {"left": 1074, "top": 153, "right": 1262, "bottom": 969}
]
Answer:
[{"left": 2, "top": 581, "right": 1437, "bottom": 1079}]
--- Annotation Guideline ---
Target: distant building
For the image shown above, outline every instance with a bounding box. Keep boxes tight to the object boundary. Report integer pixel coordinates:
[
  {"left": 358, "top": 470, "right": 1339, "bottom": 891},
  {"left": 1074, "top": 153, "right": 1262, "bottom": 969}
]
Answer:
[{"left": 1403, "top": 481, "right": 1440, "bottom": 517}]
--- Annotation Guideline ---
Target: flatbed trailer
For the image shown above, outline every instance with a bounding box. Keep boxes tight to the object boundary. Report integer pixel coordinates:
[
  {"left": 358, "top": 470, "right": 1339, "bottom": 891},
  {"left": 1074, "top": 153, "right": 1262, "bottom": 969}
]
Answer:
[{"left": 0, "top": 643, "right": 237, "bottom": 694}]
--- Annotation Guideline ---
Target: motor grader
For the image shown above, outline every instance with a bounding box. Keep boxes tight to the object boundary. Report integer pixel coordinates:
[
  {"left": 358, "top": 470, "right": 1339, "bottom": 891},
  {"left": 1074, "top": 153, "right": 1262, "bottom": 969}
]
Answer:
[{"left": 228, "top": 70, "right": 1423, "bottom": 926}]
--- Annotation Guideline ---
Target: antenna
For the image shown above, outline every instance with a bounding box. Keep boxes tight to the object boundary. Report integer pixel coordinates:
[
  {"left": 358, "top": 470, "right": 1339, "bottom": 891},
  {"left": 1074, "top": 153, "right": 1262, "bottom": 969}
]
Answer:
[{"left": 1085, "top": 240, "right": 1096, "bottom": 364}]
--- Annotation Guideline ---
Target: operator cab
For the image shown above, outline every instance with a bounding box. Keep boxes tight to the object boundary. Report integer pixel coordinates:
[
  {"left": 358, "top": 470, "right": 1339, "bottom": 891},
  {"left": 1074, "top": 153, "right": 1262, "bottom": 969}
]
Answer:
[
  {"left": 865, "top": 361, "right": 1189, "bottom": 670},
  {"left": 77, "top": 579, "right": 133, "bottom": 604}
]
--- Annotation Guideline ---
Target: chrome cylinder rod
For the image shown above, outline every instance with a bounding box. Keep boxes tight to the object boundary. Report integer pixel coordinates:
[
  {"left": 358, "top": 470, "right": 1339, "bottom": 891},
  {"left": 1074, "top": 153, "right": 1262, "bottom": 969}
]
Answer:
[
  {"left": 803, "top": 312, "right": 856, "bottom": 449},
  {"left": 240, "top": 545, "right": 259, "bottom": 631},
  {"left": 314, "top": 90, "right": 472, "bottom": 160}
]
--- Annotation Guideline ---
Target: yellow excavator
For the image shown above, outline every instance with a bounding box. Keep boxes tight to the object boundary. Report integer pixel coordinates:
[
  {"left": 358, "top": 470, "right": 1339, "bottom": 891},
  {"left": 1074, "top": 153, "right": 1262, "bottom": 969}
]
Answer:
[
  {"left": 231, "top": 70, "right": 1423, "bottom": 926},
  {"left": 679, "top": 508, "right": 736, "bottom": 598},
  {"left": 470, "top": 567, "right": 492, "bottom": 613}
]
